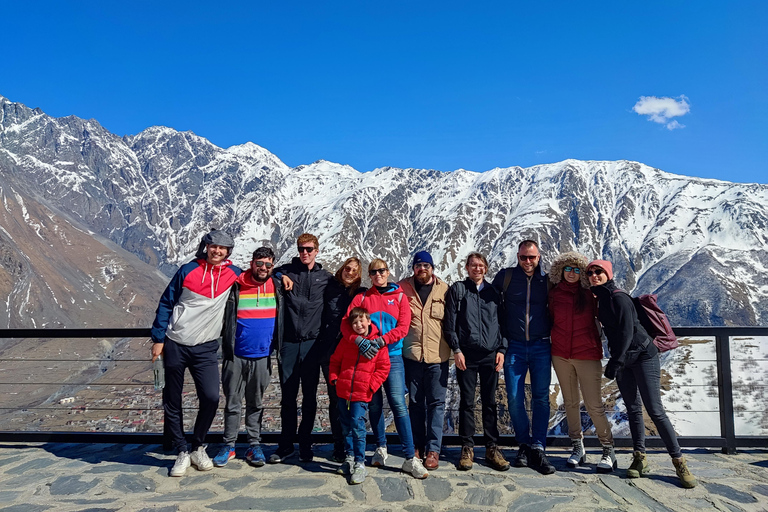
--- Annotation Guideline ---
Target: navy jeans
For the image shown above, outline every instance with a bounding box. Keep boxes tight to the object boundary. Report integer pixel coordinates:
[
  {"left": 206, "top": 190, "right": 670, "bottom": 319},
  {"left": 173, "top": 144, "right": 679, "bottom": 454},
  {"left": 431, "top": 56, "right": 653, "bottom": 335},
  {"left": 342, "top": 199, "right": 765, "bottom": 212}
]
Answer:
[
  {"left": 369, "top": 353, "right": 416, "bottom": 459},
  {"left": 617, "top": 344, "right": 682, "bottom": 458},
  {"left": 162, "top": 338, "right": 220, "bottom": 453},
  {"left": 338, "top": 400, "right": 368, "bottom": 463},
  {"left": 504, "top": 338, "right": 552, "bottom": 449},
  {"left": 404, "top": 358, "right": 448, "bottom": 453}
]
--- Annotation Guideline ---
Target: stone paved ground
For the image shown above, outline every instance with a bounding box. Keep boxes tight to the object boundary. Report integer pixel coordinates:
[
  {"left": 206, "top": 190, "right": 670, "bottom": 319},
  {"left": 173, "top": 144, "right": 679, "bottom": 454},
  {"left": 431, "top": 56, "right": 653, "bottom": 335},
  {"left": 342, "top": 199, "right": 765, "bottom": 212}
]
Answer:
[{"left": 0, "top": 443, "right": 766, "bottom": 512}]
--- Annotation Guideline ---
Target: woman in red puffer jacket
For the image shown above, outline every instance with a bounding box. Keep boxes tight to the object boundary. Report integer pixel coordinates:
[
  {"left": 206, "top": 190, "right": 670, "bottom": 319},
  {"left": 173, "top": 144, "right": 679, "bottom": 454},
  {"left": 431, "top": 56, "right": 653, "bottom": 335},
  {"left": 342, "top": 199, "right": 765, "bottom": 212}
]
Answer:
[{"left": 548, "top": 251, "right": 615, "bottom": 473}]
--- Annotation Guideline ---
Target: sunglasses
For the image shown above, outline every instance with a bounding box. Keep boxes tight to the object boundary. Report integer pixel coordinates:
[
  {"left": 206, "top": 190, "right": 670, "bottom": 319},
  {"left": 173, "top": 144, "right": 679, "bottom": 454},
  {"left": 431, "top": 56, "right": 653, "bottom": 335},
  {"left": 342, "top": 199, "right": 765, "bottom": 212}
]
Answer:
[
  {"left": 253, "top": 261, "right": 274, "bottom": 268},
  {"left": 414, "top": 263, "right": 432, "bottom": 270},
  {"left": 563, "top": 266, "right": 580, "bottom": 274},
  {"left": 297, "top": 246, "right": 315, "bottom": 253},
  {"left": 369, "top": 268, "right": 388, "bottom": 276},
  {"left": 518, "top": 254, "right": 538, "bottom": 261},
  {"left": 586, "top": 268, "right": 605, "bottom": 277}
]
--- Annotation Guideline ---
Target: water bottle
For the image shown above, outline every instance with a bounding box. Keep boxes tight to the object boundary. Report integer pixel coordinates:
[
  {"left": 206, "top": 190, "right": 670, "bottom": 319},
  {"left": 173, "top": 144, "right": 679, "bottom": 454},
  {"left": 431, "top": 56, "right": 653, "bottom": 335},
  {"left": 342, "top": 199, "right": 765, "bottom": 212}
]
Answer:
[{"left": 153, "top": 355, "right": 165, "bottom": 390}]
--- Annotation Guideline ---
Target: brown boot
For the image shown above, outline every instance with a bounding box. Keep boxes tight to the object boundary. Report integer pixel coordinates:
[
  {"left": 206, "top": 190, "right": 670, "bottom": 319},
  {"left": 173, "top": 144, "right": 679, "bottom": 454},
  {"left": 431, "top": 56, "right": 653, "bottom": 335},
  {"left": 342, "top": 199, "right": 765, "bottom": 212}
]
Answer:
[
  {"left": 485, "top": 445, "right": 510, "bottom": 471},
  {"left": 673, "top": 457, "right": 697, "bottom": 488},
  {"left": 424, "top": 451, "right": 439, "bottom": 470},
  {"left": 458, "top": 446, "right": 473, "bottom": 470}
]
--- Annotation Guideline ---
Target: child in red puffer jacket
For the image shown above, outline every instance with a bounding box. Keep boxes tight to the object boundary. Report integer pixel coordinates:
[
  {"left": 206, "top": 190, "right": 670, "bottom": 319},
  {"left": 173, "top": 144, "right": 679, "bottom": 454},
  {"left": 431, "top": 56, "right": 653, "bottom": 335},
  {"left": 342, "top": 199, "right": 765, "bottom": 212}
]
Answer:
[{"left": 329, "top": 307, "right": 390, "bottom": 484}]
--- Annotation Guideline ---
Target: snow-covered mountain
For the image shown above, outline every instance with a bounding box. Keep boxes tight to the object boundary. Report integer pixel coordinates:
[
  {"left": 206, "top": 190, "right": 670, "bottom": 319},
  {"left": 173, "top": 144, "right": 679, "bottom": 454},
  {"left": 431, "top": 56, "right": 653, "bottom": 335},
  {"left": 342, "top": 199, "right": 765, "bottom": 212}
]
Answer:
[{"left": 1, "top": 93, "right": 767, "bottom": 327}]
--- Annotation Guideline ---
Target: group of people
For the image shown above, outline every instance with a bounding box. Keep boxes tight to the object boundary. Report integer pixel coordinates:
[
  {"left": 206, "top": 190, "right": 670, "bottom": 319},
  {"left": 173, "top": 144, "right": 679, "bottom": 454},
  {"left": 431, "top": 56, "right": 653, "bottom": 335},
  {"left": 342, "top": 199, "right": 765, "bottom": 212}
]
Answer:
[{"left": 150, "top": 230, "right": 697, "bottom": 489}]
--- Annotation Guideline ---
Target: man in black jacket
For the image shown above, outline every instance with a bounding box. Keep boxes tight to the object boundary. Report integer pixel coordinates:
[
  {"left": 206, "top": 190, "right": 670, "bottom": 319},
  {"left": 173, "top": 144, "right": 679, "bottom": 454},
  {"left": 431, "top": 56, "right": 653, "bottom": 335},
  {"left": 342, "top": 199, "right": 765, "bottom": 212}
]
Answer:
[
  {"left": 269, "top": 233, "right": 332, "bottom": 463},
  {"left": 444, "top": 252, "right": 509, "bottom": 472},
  {"left": 492, "top": 239, "right": 555, "bottom": 475}
]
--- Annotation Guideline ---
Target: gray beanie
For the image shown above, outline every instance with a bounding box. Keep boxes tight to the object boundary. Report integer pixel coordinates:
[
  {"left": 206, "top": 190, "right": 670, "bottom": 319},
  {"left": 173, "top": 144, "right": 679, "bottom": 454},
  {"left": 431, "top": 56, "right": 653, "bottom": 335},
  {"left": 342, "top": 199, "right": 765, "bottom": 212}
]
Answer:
[{"left": 195, "top": 229, "right": 235, "bottom": 259}]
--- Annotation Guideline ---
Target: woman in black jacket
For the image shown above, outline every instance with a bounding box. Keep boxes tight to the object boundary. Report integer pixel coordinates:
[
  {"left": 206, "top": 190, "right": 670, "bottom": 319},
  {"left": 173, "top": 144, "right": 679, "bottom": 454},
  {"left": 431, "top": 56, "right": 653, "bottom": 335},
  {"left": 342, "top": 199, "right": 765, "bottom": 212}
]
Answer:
[
  {"left": 444, "top": 252, "right": 509, "bottom": 472},
  {"left": 318, "top": 257, "right": 366, "bottom": 462},
  {"left": 587, "top": 259, "right": 696, "bottom": 488}
]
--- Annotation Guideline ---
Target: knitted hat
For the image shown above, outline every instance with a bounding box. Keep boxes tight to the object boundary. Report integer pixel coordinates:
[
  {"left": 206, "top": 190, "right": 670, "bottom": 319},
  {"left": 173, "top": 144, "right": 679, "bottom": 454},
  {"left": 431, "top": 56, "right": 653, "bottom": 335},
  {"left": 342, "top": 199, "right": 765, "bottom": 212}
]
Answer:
[
  {"left": 549, "top": 251, "right": 590, "bottom": 288},
  {"left": 586, "top": 259, "right": 613, "bottom": 280},
  {"left": 195, "top": 229, "right": 235, "bottom": 259},
  {"left": 412, "top": 251, "right": 434, "bottom": 268}
]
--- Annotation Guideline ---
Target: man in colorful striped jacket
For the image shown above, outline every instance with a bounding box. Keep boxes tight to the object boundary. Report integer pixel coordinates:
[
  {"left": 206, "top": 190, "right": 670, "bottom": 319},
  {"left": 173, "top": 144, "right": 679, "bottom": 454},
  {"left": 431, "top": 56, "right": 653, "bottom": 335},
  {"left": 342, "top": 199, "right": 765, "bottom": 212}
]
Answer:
[{"left": 214, "top": 246, "right": 282, "bottom": 468}]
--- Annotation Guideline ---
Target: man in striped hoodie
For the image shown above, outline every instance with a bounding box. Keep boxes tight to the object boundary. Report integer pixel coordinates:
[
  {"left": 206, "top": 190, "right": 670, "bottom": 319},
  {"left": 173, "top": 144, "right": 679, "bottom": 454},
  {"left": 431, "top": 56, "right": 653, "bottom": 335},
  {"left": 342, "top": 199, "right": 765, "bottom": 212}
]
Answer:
[
  {"left": 214, "top": 246, "right": 282, "bottom": 468},
  {"left": 151, "top": 229, "right": 241, "bottom": 477}
]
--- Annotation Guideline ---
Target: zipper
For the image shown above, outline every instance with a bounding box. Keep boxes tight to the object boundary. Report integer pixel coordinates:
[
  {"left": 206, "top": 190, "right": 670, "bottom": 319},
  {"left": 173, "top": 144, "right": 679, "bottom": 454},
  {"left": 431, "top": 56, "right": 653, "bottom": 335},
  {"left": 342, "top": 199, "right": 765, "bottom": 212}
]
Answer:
[
  {"left": 525, "top": 275, "right": 532, "bottom": 341},
  {"left": 348, "top": 353, "right": 361, "bottom": 410}
]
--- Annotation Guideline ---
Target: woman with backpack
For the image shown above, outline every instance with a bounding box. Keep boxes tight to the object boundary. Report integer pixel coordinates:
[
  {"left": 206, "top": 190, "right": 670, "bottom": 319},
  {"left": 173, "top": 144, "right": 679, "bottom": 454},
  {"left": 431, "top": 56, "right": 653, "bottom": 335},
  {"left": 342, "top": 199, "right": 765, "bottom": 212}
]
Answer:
[
  {"left": 548, "top": 252, "right": 615, "bottom": 472},
  {"left": 587, "top": 259, "right": 697, "bottom": 488}
]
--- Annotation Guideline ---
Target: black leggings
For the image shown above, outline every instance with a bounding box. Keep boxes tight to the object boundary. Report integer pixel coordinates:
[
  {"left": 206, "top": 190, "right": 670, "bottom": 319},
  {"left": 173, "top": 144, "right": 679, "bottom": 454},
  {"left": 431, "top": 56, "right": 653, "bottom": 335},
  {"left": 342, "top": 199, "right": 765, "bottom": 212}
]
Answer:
[{"left": 616, "top": 344, "right": 682, "bottom": 459}]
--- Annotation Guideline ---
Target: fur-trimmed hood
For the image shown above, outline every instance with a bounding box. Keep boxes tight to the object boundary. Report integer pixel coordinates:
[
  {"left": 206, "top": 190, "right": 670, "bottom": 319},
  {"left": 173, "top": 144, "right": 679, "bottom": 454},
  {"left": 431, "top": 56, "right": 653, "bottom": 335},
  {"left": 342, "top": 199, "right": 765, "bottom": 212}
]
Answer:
[{"left": 549, "top": 251, "right": 590, "bottom": 288}]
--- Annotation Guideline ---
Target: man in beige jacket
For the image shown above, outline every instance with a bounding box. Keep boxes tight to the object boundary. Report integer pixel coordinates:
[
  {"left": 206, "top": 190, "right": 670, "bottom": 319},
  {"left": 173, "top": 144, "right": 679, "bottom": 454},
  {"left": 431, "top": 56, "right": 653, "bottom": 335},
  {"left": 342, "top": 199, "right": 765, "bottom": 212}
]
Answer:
[{"left": 399, "top": 251, "right": 451, "bottom": 470}]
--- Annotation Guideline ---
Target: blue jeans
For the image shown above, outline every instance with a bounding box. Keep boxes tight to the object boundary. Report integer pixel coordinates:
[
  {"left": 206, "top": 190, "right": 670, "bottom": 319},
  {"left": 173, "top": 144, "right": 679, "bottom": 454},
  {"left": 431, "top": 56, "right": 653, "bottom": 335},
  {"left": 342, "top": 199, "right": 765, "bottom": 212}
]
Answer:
[
  {"left": 504, "top": 338, "right": 552, "bottom": 449},
  {"left": 369, "top": 354, "right": 416, "bottom": 459},
  {"left": 404, "top": 358, "right": 448, "bottom": 453},
  {"left": 338, "top": 400, "right": 368, "bottom": 463}
]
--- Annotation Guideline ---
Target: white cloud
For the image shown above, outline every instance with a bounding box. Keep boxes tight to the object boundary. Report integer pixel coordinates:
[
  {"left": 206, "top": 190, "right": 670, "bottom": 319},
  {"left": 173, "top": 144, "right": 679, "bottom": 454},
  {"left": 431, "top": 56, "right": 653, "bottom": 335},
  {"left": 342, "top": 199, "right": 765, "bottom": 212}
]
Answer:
[{"left": 633, "top": 95, "right": 690, "bottom": 130}]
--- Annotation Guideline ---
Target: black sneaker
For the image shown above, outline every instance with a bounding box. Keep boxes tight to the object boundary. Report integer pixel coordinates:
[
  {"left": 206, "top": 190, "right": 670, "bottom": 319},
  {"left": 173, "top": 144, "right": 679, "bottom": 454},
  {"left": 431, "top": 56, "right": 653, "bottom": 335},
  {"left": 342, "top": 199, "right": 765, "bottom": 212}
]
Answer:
[
  {"left": 330, "top": 445, "right": 346, "bottom": 463},
  {"left": 268, "top": 445, "right": 295, "bottom": 464},
  {"left": 298, "top": 446, "right": 314, "bottom": 463},
  {"left": 528, "top": 447, "right": 556, "bottom": 475},
  {"left": 514, "top": 444, "right": 530, "bottom": 468}
]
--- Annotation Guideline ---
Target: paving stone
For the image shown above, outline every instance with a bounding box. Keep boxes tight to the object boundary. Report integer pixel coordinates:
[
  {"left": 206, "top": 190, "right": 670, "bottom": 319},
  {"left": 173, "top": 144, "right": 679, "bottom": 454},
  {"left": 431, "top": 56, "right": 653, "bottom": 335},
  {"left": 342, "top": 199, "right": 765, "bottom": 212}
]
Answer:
[
  {"left": 136, "top": 507, "right": 178, "bottom": 512},
  {"left": 375, "top": 477, "right": 413, "bottom": 502},
  {"left": 589, "top": 483, "right": 620, "bottom": 506},
  {"left": 506, "top": 495, "right": 573, "bottom": 512},
  {"left": 404, "top": 505, "right": 433, "bottom": 512},
  {"left": 62, "top": 499, "right": 116, "bottom": 505},
  {"left": 154, "top": 489, "right": 218, "bottom": 502},
  {"left": 681, "top": 498, "right": 719, "bottom": 509},
  {"left": 217, "top": 475, "right": 259, "bottom": 492},
  {"left": 512, "top": 476, "right": 577, "bottom": 490},
  {"left": 752, "top": 484, "right": 768, "bottom": 497},
  {"left": 722, "top": 503, "right": 745, "bottom": 512},
  {"left": 48, "top": 475, "right": 100, "bottom": 495},
  {"left": 0, "top": 456, "right": 25, "bottom": 467},
  {"left": 504, "top": 484, "right": 516, "bottom": 492},
  {"left": 0, "top": 492, "right": 20, "bottom": 502},
  {"left": 111, "top": 473, "right": 157, "bottom": 493},
  {"left": 0, "top": 506, "right": 51, "bottom": 512},
  {"left": 178, "top": 472, "right": 217, "bottom": 486},
  {"left": 599, "top": 476, "right": 674, "bottom": 512},
  {"left": 472, "top": 474, "right": 507, "bottom": 486},
  {"left": 703, "top": 483, "right": 757, "bottom": 504},
  {"left": 4, "top": 458, "right": 56, "bottom": 475},
  {"left": 71, "top": 508, "right": 118, "bottom": 512},
  {"left": 0, "top": 472, "right": 55, "bottom": 489},
  {"left": 207, "top": 495, "right": 341, "bottom": 510},
  {"left": 264, "top": 476, "right": 325, "bottom": 489},
  {"left": 86, "top": 463, "right": 154, "bottom": 474},
  {"left": 464, "top": 487, "right": 502, "bottom": 507},
  {"left": 347, "top": 484, "right": 367, "bottom": 501},
  {"left": 423, "top": 477, "right": 452, "bottom": 502}
]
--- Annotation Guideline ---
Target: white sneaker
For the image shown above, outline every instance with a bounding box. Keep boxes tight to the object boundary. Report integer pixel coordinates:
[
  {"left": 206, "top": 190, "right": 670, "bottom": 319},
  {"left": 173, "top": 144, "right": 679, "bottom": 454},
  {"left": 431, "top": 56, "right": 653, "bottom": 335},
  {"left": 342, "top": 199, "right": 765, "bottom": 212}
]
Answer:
[
  {"left": 371, "top": 446, "right": 388, "bottom": 467},
  {"left": 170, "top": 451, "right": 190, "bottom": 477},
  {"left": 350, "top": 462, "right": 367, "bottom": 484},
  {"left": 190, "top": 446, "right": 214, "bottom": 471},
  {"left": 597, "top": 444, "right": 617, "bottom": 473},
  {"left": 566, "top": 438, "right": 586, "bottom": 468},
  {"left": 402, "top": 457, "right": 428, "bottom": 479}
]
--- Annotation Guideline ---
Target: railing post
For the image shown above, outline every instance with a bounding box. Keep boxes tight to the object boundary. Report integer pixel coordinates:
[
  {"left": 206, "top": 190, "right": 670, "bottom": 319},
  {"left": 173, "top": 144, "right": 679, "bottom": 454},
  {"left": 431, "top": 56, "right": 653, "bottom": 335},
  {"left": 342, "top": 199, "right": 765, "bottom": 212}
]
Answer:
[{"left": 715, "top": 334, "right": 737, "bottom": 454}]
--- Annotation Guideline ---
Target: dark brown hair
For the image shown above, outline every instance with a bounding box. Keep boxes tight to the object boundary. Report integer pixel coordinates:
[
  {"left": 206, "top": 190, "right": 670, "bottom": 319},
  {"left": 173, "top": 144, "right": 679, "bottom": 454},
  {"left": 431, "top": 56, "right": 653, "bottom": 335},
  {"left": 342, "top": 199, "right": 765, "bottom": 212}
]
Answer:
[
  {"left": 335, "top": 257, "right": 362, "bottom": 296},
  {"left": 348, "top": 307, "right": 370, "bottom": 323}
]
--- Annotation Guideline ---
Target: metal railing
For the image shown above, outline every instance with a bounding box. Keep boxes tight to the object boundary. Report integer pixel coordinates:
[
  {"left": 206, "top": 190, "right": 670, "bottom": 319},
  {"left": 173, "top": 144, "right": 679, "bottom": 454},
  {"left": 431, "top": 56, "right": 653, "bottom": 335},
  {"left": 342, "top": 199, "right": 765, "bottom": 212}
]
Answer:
[{"left": 0, "top": 326, "right": 766, "bottom": 454}]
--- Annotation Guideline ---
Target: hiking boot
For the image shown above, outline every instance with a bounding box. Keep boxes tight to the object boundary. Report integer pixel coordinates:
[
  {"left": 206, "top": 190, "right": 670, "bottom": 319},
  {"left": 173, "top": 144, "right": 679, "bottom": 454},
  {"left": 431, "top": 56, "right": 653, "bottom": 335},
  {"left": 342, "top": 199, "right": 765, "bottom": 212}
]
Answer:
[
  {"left": 337, "top": 455, "right": 355, "bottom": 475},
  {"left": 424, "top": 451, "right": 440, "bottom": 470},
  {"left": 190, "top": 446, "right": 213, "bottom": 471},
  {"left": 268, "top": 445, "right": 295, "bottom": 464},
  {"left": 514, "top": 444, "right": 530, "bottom": 468},
  {"left": 458, "top": 446, "right": 474, "bottom": 470},
  {"left": 486, "top": 445, "right": 510, "bottom": 472},
  {"left": 350, "top": 462, "right": 367, "bottom": 484},
  {"left": 402, "top": 456, "right": 429, "bottom": 479},
  {"left": 371, "top": 446, "right": 388, "bottom": 467},
  {"left": 673, "top": 457, "right": 697, "bottom": 488},
  {"left": 566, "top": 438, "right": 585, "bottom": 468},
  {"left": 528, "top": 447, "right": 556, "bottom": 475},
  {"left": 213, "top": 445, "right": 236, "bottom": 467},
  {"left": 298, "top": 446, "right": 314, "bottom": 463},
  {"left": 596, "top": 444, "right": 617, "bottom": 473},
  {"left": 245, "top": 445, "right": 266, "bottom": 467},
  {"left": 170, "top": 451, "right": 190, "bottom": 477},
  {"left": 626, "top": 451, "right": 649, "bottom": 478}
]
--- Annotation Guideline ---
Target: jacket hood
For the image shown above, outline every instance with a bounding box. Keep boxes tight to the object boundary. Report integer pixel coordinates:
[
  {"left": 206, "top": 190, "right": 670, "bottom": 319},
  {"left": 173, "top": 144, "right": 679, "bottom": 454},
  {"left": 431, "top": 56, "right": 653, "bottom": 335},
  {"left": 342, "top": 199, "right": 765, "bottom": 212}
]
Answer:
[{"left": 549, "top": 251, "right": 590, "bottom": 288}]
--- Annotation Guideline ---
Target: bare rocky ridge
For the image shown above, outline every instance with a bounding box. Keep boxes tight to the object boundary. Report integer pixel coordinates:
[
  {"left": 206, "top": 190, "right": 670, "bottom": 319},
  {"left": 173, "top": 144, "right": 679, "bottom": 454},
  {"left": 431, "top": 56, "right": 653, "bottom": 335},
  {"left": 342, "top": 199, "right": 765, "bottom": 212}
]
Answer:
[{"left": 1, "top": 93, "right": 767, "bottom": 327}]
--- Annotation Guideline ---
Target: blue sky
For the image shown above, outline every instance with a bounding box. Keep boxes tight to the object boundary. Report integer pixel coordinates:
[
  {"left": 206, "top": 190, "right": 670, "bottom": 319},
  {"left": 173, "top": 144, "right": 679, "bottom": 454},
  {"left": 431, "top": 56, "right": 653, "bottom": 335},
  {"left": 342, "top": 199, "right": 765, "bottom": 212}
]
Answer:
[{"left": 2, "top": 1, "right": 766, "bottom": 183}]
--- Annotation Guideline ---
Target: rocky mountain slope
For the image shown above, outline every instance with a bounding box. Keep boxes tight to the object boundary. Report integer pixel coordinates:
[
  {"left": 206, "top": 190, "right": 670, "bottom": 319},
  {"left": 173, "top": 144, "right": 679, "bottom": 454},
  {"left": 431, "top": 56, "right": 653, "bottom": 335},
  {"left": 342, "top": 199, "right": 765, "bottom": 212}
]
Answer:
[{"left": 2, "top": 94, "right": 767, "bottom": 327}]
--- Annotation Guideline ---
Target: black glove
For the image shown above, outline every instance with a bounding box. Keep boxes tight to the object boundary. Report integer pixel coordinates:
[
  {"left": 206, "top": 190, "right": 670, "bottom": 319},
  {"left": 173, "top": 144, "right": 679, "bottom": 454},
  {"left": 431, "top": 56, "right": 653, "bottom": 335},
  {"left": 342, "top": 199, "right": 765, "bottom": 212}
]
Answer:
[
  {"left": 355, "top": 336, "right": 379, "bottom": 360},
  {"left": 604, "top": 360, "right": 623, "bottom": 380}
]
